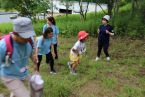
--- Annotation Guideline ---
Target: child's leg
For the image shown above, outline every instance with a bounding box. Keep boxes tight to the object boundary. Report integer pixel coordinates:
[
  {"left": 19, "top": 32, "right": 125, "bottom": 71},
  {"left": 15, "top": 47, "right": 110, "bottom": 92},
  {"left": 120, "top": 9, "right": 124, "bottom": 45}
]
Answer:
[
  {"left": 103, "top": 43, "right": 109, "bottom": 57},
  {"left": 54, "top": 44, "right": 58, "bottom": 59},
  {"left": 46, "top": 52, "right": 55, "bottom": 72},
  {"left": 71, "top": 59, "right": 80, "bottom": 72},
  {"left": 71, "top": 61, "right": 78, "bottom": 72},
  {"left": 37, "top": 55, "right": 42, "bottom": 71},
  {"left": 97, "top": 41, "right": 103, "bottom": 57}
]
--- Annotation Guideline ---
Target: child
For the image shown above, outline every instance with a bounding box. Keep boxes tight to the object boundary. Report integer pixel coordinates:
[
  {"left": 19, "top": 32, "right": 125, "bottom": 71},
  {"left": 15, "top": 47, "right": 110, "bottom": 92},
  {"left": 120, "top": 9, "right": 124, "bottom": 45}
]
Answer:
[
  {"left": 36, "top": 27, "right": 56, "bottom": 74},
  {"left": 43, "top": 16, "right": 59, "bottom": 59},
  {"left": 68, "top": 31, "right": 88, "bottom": 75},
  {"left": 95, "top": 15, "right": 114, "bottom": 61},
  {"left": 0, "top": 17, "right": 37, "bottom": 97}
]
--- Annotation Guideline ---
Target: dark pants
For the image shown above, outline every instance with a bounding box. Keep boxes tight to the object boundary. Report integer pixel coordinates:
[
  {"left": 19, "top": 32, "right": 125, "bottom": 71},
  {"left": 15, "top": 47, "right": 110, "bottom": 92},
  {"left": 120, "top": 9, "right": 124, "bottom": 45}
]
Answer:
[
  {"left": 37, "top": 52, "right": 55, "bottom": 72},
  {"left": 52, "top": 43, "right": 58, "bottom": 59},
  {"left": 97, "top": 40, "right": 109, "bottom": 57}
]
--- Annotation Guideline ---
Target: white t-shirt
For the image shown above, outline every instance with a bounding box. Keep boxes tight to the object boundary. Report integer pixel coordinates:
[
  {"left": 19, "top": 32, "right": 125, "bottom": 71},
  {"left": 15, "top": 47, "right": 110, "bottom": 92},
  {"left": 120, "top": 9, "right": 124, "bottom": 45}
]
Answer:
[{"left": 70, "top": 40, "right": 86, "bottom": 56}]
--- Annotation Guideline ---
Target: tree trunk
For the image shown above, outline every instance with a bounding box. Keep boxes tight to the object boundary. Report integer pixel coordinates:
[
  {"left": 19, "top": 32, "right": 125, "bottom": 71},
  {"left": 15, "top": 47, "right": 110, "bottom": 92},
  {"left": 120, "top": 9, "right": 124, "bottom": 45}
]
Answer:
[
  {"left": 97, "top": 3, "right": 107, "bottom": 15},
  {"left": 79, "top": 0, "right": 84, "bottom": 21},
  {"left": 44, "top": 12, "right": 46, "bottom": 19},
  {"left": 66, "top": 1, "right": 69, "bottom": 17},
  {"left": 79, "top": 0, "right": 89, "bottom": 21},
  {"left": 95, "top": 2, "right": 97, "bottom": 17},
  {"left": 112, "top": 0, "right": 120, "bottom": 26},
  {"left": 107, "top": 0, "right": 113, "bottom": 17},
  {"left": 51, "top": 0, "right": 53, "bottom": 17},
  {"left": 84, "top": 1, "right": 89, "bottom": 20}
]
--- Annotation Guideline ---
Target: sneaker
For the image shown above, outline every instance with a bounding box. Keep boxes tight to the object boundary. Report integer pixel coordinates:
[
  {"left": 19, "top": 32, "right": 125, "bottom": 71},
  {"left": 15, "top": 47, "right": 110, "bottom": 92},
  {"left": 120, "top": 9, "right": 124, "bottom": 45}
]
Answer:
[
  {"left": 95, "top": 57, "right": 100, "bottom": 61},
  {"left": 70, "top": 71, "right": 77, "bottom": 75},
  {"left": 107, "top": 57, "right": 110, "bottom": 61},
  {"left": 55, "top": 56, "right": 58, "bottom": 60},
  {"left": 70, "top": 71, "right": 73, "bottom": 74},
  {"left": 67, "top": 62, "right": 72, "bottom": 70},
  {"left": 70, "top": 70, "right": 77, "bottom": 75},
  {"left": 50, "top": 71, "right": 57, "bottom": 74},
  {"left": 72, "top": 72, "right": 77, "bottom": 75}
]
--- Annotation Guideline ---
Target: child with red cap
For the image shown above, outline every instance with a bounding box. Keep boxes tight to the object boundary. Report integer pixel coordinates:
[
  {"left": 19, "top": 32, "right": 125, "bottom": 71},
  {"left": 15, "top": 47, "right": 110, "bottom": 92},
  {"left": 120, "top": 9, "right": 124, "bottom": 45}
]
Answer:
[{"left": 68, "top": 31, "right": 88, "bottom": 75}]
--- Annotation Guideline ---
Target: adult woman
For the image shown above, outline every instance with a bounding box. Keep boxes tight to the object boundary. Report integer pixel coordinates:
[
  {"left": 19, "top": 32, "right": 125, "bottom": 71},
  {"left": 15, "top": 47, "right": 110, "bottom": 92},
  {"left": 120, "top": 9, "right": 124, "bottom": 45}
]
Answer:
[{"left": 43, "top": 16, "right": 59, "bottom": 59}]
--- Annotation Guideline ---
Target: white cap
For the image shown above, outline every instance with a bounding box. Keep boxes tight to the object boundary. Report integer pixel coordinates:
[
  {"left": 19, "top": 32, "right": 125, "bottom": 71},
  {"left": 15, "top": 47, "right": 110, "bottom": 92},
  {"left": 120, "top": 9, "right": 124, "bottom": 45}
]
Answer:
[
  {"left": 103, "top": 15, "right": 110, "bottom": 21},
  {"left": 13, "top": 17, "right": 36, "bottom": 38}
]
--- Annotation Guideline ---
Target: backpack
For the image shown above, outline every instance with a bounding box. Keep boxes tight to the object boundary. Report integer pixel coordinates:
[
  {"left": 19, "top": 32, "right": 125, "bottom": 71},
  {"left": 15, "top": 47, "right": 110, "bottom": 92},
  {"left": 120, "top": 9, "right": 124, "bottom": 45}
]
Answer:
[{"left": 0, "top": 33, "right": 34, "bottom": 58}]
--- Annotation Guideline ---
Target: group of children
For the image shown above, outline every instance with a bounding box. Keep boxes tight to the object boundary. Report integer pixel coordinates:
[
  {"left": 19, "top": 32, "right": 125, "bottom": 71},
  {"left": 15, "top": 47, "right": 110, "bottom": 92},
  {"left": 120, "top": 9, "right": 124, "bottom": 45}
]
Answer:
[
  {"left": 36, "top": 15, "right": 114, "bottom": 76},
  {"left": 0, "top": 15, "right": 114, "bottom": 97}
]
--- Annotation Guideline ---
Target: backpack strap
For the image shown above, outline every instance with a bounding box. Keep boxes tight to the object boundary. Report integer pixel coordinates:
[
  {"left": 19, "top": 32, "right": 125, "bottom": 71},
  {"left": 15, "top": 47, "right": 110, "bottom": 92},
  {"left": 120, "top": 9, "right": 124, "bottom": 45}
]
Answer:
[
  {"left": 4, "top": 34, "right": 13, "bottom": 58},
  {"left": 2, "top": 34, "right": 34, "bottom": 58},
  {"left": 28, "top": 38, "right": 34, "bottom": 48}
]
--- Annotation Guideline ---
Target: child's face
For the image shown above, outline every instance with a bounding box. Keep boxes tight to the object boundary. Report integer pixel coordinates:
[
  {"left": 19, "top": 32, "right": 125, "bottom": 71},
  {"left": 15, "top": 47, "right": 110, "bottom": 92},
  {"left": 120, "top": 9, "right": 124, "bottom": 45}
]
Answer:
[
  {"left": 47, "top": 32, "right": 53, "bottom": 38},
  {"left": 80, "top": 37, "right": 88, "bottom": 42},
  {"left": 47, "top": 20, "right": 52, "bottom": 25},
  {"left": 14, "top": 34, "right": 31, "bottom": 43},
  {"left": 102, "top": 19, "right": 108, "bottom": 25}
]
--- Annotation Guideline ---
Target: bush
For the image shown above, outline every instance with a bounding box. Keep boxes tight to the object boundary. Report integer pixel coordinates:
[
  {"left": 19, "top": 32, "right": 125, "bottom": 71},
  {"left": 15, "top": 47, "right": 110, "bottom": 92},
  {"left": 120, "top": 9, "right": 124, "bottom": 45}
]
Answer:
[
  {"left": 127, "top": 14, "right": 145, "bottom": 38},
  {"left": 56, "top": 13, "right": 102, "bottom": 37},
  {"left": 114, "top": 2, "right": 145, "bottom": 38},
  {"left": 0, "top": 23, "right": 13, "bottom": 34},
  {"left": 0, "top": 13, "right": 102, "bottom": 37}
]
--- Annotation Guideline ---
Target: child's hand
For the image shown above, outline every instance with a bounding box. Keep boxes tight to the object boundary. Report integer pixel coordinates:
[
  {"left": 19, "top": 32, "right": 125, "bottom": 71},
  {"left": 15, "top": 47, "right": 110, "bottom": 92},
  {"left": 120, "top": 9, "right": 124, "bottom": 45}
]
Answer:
[
  {"left": 98, "top": 29, "right": 100, "bottom": 33},
  {"left": 111, "top": 33, "right": 114, "bottom": 36},
  {"left": 106, "top": 30, "right": 110, "bottom": 34}
]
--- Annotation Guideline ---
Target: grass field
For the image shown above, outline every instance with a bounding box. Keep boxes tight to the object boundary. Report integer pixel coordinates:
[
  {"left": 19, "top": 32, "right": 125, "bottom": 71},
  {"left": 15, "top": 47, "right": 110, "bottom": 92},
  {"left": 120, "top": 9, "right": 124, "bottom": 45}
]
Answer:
[
  {"left": 0, "top": 36, "right": 145, "bottom": 97},
  {"left": 0, "top": 13, "right": 103, "bottom": 36}
]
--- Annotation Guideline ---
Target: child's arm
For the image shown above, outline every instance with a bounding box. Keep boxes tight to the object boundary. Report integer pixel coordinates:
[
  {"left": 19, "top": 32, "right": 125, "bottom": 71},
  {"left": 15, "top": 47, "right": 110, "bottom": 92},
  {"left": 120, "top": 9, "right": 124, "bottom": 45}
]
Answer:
[
  {"left": 106, "top": 30, "right": 114, "bottom": 36},
  {"left": 98, "top": 29, "right": 100, "bottom": 34},
  {"left": 30, "top": 37, "right": 40, "bottom": 72},
  {"left": 56, "top": 26, "right": 60, "bottom": 45},
  {"left": 30, "top": 48, "right": 38, "bottom": 71},
  {"left": 72, "top": 48, "right": 79, "bottom": 56},
  {"left": 57, "top": 35, "right": 59, "bottom": 46}
]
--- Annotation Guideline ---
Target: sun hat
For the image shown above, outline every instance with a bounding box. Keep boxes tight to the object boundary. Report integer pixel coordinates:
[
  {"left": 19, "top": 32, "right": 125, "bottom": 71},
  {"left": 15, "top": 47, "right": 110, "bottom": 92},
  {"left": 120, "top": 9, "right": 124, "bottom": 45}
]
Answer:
[
  {"left": 13, "top": 17, "right": 36, "bottom": 38},
  {"left": 102, "top": 15, "right": 110, "bottom": 21},
  {"left": 78, "top": 31, "right": 89, "bottom": 40}
]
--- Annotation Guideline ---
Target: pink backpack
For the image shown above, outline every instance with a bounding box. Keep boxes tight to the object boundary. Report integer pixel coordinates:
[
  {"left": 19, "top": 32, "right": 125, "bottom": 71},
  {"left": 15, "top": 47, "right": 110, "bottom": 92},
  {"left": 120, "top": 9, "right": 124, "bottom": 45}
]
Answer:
[
  {"left": 0, "top": 34, "right": 33, "bottom": 58},
  {"left": 0, "top": 34, "right": 13, "bottom": 58}
]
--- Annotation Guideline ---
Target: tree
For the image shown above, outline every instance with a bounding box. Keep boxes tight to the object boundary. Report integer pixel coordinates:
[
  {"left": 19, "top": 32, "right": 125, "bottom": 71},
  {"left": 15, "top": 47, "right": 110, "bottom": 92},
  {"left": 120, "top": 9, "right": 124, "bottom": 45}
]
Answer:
[
  {"left": 96, "top": 0, "right": 114, "bottom": 17},
  {"left": 35, "top": 0, "right": 50, "bottom": 19},
  {"left": 78, "top": 0, "right": 89, "bottom": 20},
  {"left": 0, "top": 0, "right": 50, "bottom": 19},
  {"left": 61, "top": 0, "right": 73, "bottom": 17},
  {"left": 69, "top": 0, "right": 96, "bottom": 20}
]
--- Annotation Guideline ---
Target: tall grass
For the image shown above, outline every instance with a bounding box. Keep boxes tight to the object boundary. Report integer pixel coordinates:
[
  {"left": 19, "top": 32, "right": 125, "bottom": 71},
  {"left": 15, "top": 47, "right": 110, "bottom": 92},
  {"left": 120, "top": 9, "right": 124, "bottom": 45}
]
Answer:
[{"left": 0, "top": 13, "right": 103, "bottom": 37}]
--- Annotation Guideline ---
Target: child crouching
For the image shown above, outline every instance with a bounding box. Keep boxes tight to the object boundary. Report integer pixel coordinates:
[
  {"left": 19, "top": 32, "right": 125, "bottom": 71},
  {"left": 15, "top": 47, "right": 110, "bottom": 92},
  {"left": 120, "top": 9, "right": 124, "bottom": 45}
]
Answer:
[{"left": 68, "top": 31, "right": 88, "bottom": 75}]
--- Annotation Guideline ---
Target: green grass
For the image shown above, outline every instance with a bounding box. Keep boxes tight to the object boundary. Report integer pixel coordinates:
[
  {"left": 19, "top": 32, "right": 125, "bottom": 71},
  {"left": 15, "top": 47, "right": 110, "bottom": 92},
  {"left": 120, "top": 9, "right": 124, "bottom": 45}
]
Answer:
[
  {"left": 0, "top": 37, "right": 145, "bottom": 97},
  {"left": 0, "top": 3, "right": 145, "bottom": 96},
  {"left": 0, "top": 13, "right": 103, "bottom": 36}
]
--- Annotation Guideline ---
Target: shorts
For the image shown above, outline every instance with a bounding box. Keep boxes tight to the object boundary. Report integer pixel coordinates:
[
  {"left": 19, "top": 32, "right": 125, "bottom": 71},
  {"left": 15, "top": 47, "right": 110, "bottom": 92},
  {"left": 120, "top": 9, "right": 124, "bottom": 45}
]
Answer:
[{"left": 69, "top": 53, "right": 82, "bottom": 62}]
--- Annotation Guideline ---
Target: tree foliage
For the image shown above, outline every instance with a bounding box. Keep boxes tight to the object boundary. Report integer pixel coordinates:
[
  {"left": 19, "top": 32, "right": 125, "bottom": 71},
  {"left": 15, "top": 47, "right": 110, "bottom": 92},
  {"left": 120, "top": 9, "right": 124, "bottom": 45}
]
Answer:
[{"left": 0, "top": 0, "right": 50, "bottom": 17}]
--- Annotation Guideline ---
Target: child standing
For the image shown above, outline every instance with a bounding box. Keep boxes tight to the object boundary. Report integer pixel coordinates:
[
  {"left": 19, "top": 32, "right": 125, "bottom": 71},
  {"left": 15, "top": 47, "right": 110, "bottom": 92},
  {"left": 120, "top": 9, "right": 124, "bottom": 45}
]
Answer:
[
  {"left": 68, "top": 31, "right": 88, "bottom": 75},
  {"left": 43, "top": 16, "right": 59, "bottom": 59},
  {"left": 95, "top": 15, "right": 114, "bottom": 61},
  {"left": 36, "top": 27, "right": 56, "bottom": 74}
]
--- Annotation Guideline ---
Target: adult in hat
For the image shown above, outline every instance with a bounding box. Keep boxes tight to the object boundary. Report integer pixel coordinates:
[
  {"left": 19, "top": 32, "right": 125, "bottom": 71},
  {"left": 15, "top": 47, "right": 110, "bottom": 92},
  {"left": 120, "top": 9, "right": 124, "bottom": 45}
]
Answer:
[{"left": 0, "top": 17, "right": 37, "bottom": 97}]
